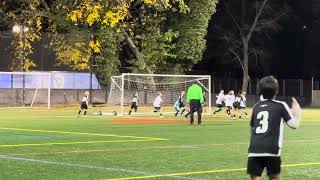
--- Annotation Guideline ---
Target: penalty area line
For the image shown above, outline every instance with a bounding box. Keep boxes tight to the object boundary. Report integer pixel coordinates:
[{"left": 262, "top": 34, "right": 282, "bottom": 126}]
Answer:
[
  {"left": 105, "top": 162, "right": 320, "bottom": 180},
  {"left": 0, "top": 127, "right": 168, "bottom": 140},
  {"left": 0, "top": 139, "right": 165, "bottom": 148}
]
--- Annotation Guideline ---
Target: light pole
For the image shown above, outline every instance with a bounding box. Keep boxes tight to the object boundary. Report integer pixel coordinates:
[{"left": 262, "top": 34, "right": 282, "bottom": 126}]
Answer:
[{"left": 12, "top": 24, "right": 29, "bottom": 105}]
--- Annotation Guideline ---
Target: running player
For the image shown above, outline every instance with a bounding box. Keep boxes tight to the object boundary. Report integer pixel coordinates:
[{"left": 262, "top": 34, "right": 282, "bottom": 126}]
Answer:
[
  {"left": 247, "top": 76, "right": 301, "bottom": 180},
  {"left": 232, "top": 90, "right": 242, "bottom": 119},
  {"left": 129, "top": 92, "right": 138, "bottom": 116},
  {"left": 239, "top": 91, "right": 248, "bottom": 119},
  {"left": 77, "top": 91, "right": 89, "bottom": 117},
  {"left": 174, "top": 91, "right": 186, "bottom": 116},
  {"left": 225, "top": 90, "right": 235, "bottom": 117},
  {"left": 153, "top": 92, "right": 163, "bottom": 117},
  {"left": 213, "top": 89, "right": 225, "bottom": 116}
]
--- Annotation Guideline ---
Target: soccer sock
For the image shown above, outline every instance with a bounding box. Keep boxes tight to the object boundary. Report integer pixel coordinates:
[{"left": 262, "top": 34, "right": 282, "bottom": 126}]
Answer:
[
  {"left": 84, "top": 111, "right": 87, "bottom": 116},
  {"left": 78, "top": 110, "right": 81, "bottom": 115},
  {"left": 181, "top": 109, "right": 186, "bottom": 115},
  {"left": 129, "top": 110, "right": 132, "bottom": 115},
  {"left": 175, "top": 111, "right": 178, "bottom": 116},
  {"left": 214, "top": 108, "right": 221, "bottom": 114}
]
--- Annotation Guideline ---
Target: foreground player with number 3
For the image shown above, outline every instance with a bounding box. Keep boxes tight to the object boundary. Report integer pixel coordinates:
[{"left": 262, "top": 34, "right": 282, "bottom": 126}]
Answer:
[{"left": 247, "top": 76, "right": 301, "bottom": 180}]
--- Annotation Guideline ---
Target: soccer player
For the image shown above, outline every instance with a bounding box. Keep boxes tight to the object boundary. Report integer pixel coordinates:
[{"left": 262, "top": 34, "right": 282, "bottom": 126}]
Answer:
[
  {"left": 77, "top": 91, "right": 89, "bottom": 117},
  {"left": 174, "top": 91, "right": 186, "bottom": 116},
  {"left": 232, "top": 90, "right": 242, "bottom": 119},
  {"left": 153, "top": 92, "right": 163, "bottom": 117},
  {"left": 239, "top": 91, "right": 248, "bottom": 119},
  {"left": 129, "top": 92, "right": 139, "bottom": 116},
  {"left": 225, "top": 90, "right": 235, "bottom": 117},
  {"left": 213, "top": 89, "right": 225, "bottom": 116},
  {"left": 186, "top": 83, "right": 204, "bottom": 125},
  {"left": 247, "top": 76, "right": 301, "bottom": 180}
]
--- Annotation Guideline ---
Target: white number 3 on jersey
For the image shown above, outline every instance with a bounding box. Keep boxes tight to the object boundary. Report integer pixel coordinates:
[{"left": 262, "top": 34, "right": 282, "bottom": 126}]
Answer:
[{"left": 256, "top": 111, "right": 269, "bottom": 134}]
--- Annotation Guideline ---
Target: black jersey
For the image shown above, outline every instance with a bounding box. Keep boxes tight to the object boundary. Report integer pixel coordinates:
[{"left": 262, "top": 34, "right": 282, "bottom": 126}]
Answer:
[
  {"left": 234, "top": 95, "right": 242, "bottom": 107},
  {"left": 248, "top": 99, "right": 292, "bottom": 157},
  {"left": 178, "top": 95, "right": 185, "bottom": 107}
]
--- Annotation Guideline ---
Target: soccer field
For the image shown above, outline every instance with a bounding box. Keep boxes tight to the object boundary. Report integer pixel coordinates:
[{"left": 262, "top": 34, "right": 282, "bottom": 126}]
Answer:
[{"left": 0, "top": 108, "right": 319, "bottom": 180}]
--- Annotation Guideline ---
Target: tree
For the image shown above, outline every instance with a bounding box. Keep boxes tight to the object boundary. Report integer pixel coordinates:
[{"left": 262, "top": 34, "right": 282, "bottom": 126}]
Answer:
[
  {"left": 172, "top": 0, "right": 219, "bottom": 69},
  {"left": 1, "top": 0, "right": 190, "bottom": 86},
  {"left": 216, "top": 0, "right": 289, "bottom": 91}
]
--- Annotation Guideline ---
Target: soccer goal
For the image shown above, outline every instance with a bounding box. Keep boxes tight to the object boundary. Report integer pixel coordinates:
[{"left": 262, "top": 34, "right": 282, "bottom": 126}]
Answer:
[
  {"left": 108, "top": 73, "right": 211, "bottom": 116},
  {"left": 0, "top": 72, "right": 51, "bottom": 109}
]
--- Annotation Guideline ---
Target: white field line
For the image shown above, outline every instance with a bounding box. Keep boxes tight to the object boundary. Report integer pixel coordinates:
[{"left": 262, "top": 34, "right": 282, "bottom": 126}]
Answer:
[
  {"left": 2, "top": 139, "right": 319, "bottom": 157},
  {"left": 0, "top": 155, "right": 206, "bottom": 180},
  {"left": 0, "top": 115, "right": 319, "bottom": 122}
]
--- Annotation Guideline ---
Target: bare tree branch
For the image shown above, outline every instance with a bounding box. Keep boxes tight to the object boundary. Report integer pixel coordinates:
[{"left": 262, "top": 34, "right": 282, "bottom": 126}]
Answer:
[
  {"left": 247, "top": 0, "right": 268, "bottom": 40},
  {"left": 229, "top": 48, "right": 245, "bottom": 73},
  {"left": 224, "top": 1, "right": 243, "bottom": 37}
]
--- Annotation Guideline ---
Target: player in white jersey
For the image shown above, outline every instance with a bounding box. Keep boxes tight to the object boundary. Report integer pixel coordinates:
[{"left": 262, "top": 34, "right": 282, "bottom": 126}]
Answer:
[
  {"left": 225, "top": 90, "right": 235, "bottom": 117},
  {"left": 77, "top": 91, "right": 89, "bottom": 117},
  {"left": 129, "top": 92, "right": 139, "bottom": 116},
  {"left": 153, "top": 92, "right": 163, "bottom": 117},
  {"left": 239, "top": 91, "right": 249, "bottom": 119},
  {"left": 213, "top": 90, "right": 225, "bottom": 116}
]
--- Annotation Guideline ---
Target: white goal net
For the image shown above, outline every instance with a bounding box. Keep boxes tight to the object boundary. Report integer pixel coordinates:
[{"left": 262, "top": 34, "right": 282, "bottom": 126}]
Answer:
[
  {"left": 0, "top": 72, "right": 51, "bottom": 109},
  {"left": 108, "top": 73, "right": 211, "bottom": 116}
]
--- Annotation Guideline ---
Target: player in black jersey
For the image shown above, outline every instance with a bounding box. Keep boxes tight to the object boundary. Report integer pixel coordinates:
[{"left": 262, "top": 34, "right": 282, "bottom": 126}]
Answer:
[
  {"left": 247, "top": 76, "right": 301, "bottom": 180},
  {"left": 129, "top": 92, "right": 139, "bottom": 116}
]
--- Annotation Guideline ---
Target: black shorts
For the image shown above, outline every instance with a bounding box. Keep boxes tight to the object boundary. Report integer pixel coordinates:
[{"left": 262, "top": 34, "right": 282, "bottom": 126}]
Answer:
[
  {"left": 154, "top": 107, "right": 161, "bottom": 112},
  {"left": 233, "top": 102, "right": 240, "bottom": 109},
  {"left": 130, "top": 103, "right": 138, "bottom": 111},
  {"left": 226, "top": 106, "right": 233, "bottom": 110},
  {"left": 216, "top": 104, "right": 223, "bottom": 108},
  {"left": 247, "top": 157, "right": 281, "bottom": 176},
  {"left": 80, "top": 102, "right": 88, "bottom": 110}
]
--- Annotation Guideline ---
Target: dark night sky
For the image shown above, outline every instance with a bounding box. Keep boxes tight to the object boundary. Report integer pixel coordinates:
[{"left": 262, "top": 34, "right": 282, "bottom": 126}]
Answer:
[{"left": 198, "top": 0, "right": 320, "bottom": 79}]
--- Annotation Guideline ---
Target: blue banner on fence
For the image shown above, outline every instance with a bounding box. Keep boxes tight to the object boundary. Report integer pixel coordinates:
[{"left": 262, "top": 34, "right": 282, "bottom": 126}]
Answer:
[{"left": 0, "top": 72, "right": 100, "bottom": 89}]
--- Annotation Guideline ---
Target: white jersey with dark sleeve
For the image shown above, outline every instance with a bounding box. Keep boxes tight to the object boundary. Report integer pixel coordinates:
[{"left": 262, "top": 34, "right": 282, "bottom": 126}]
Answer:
[
  {"left": 240, "top": 95, "right": 246, "bottom": 108},
  {"left": 248, "top": 99, "right": 299, "bottom": 157},
  {"left": 82, "top": 96, "right": 89, "bottom": 106},
  {"left": 131, "top": 95, "right": 138, "bottom": 105}
]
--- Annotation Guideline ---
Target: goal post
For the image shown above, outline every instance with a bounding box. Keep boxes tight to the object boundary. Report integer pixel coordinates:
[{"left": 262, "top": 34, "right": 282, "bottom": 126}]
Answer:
[
  {"left": 0, "top": 71, "right": 51, "bottom": 109},
  {"left": 108, "top": 73, "right": 212, "bottom": 116}
]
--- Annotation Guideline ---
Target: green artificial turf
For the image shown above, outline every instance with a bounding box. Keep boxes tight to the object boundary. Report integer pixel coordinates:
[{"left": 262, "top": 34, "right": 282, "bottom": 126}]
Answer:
[{"left": 0, "top": 108, "right": 319, "bottom": 180}]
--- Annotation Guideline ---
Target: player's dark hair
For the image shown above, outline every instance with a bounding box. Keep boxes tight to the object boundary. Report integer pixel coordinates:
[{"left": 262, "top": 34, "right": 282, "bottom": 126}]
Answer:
[{"left": 258, "top": 76, "right": 279, "bottom": 99}]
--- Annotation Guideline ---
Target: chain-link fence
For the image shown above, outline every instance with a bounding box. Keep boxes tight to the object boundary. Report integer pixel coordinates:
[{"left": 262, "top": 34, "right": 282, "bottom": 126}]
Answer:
[{"left": 213, "top": 77, "right": 315, "bottom": 107}]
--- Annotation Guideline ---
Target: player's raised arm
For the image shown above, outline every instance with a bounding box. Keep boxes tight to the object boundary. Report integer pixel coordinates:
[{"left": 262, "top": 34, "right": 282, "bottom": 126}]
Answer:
[{"left": 286, "top": 97, "right": 301, "bottom": 129}]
